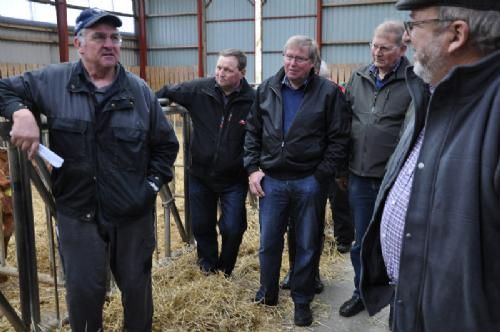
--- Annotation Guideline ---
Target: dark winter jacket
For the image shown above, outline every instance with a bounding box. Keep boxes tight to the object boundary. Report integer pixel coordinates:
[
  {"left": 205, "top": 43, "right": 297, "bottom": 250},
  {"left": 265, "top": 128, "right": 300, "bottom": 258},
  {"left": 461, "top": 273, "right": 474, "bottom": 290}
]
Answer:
[
  {"left": 157, "top": 77, "right": 255, "bottom": 188},
  {"left": 0, "top": 61, "right": 179, "bottom": 224},
  {"left": 360, "top": 50, "right": 500, "bottom": 331},
  {"left": 346, "top": 57, "right": 411, "bottom": 178},
  {"left": 244, "top": 67, "right": 350, "bottom": 182}
]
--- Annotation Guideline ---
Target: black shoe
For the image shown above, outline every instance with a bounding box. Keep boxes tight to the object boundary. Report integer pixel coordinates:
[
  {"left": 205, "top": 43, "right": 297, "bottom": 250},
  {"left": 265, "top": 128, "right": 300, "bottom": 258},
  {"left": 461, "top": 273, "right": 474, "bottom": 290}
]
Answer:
[
  {"left": 315, "top": 274, "right": 324, "bottom": 294},
  {"left": 280, "top": 271, "right": 291, "bottom": 290},
  {"left": 336, "top": 242, "right": 352, "bottom": 254},
  {"left": 199, "top": 264, "right": 217, "bottom": 275},
  {"left": 254, "top": 293, "right": 278, "bottom": 306},
  {"left": 294, "top": 303, "right": 313, "bottom": 326},
  {"left": 339, "top": 294, "right": 365, "bottom": 317}
]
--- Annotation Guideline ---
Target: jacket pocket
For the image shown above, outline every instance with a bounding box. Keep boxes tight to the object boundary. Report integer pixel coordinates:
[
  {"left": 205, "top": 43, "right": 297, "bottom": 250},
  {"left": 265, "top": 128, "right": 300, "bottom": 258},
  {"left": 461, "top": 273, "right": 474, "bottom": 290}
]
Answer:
[
  {"left": 49, "top": 118, "right": 88, "bottom": 161},
  {"left": 99, "top": 171, "right": 156, "bottom": 221},
  {"left": 112, "top": 127, "right": 147, "bottom": 171}
]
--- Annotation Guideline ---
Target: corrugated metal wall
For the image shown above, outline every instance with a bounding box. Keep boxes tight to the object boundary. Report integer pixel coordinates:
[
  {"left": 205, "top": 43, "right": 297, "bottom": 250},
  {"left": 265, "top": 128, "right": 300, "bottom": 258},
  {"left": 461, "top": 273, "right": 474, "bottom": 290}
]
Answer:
[
  {"left": 205, "top": 0, "right": 255, "bottom": 83},
  {"left": 0, "top": 1, "right": 412, "bottom": 82},
  {"left": 0, "top": 16, "right": 138, "bottom": 67},
  {"left": 322, "top": 0, "right": 409, "bottom": 64},
  {"left": 146, "top": 0, "right": 199, "bottom": 67},
  {"left": 262, "top": 0, "right": 317, "bottom": 80}
]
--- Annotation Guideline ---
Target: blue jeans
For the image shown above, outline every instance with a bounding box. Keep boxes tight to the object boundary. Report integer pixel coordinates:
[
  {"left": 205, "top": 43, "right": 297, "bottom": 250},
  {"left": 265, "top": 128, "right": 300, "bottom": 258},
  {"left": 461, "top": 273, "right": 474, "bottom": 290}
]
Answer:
[
  {"left": 348, "top": 173, "right": 381, "bottom": 295},
  {"left": 257, "top": 175, "right": 327, "bottom": 304},
  {"left": 189, "top": 174, "right": 248, "bottom": 275}
]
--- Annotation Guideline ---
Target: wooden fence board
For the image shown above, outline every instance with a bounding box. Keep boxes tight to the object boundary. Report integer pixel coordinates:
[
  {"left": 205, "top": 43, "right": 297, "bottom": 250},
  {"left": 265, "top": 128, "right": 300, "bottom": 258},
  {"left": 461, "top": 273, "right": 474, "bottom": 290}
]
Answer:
[
  {"left": 0, "top": 63, "right": 364, "bottom": 90},
  {"left": 328, "top": 63, "right": 362, "bottom": 84}
]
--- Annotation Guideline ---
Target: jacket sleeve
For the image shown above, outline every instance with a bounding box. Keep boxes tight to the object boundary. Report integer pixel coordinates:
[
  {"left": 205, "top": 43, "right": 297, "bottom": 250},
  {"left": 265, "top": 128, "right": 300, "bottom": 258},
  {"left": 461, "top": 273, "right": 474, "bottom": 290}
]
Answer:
[
  {"left": 156, "top": 80, "right": 198, "bottom": 109},
  {"left": 0, "top": 71, "right": 43, "bottom": 119},
  {"left": 146, "top": 86, "right": 180, "bottom": 186},
  {"left": 243, "top": 86, "right": 263, "bottom": 175},
  {"left": 314, "top": 85, "right": 351, "bottom": 182}
]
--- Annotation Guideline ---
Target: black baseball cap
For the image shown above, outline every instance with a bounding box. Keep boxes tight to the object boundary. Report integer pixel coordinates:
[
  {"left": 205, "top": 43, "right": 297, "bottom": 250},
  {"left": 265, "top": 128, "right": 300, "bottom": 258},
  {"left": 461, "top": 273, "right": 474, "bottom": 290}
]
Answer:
[
  {"left": 395, "top": 0, "right": 500, "bottom": 11},
  {"left": 74, "top": 8, "right": 122, "bottom": 35}
]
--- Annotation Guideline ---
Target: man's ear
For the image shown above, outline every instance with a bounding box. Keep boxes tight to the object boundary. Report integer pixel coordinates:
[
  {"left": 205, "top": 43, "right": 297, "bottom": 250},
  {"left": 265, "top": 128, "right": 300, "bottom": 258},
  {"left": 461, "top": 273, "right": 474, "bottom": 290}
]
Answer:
[
  {"left": 448, "top": 20, "right": 469, "bottom": 54},
  {"left": 74, "top": 36, "right": 84, "bottom": 55}
]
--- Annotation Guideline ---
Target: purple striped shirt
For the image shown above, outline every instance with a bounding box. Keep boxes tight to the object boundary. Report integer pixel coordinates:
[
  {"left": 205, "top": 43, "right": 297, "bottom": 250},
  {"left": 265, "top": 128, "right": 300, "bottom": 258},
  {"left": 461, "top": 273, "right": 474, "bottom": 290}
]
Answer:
[{"left": 380, "top": 129, "right": 425, "bottom": 282}]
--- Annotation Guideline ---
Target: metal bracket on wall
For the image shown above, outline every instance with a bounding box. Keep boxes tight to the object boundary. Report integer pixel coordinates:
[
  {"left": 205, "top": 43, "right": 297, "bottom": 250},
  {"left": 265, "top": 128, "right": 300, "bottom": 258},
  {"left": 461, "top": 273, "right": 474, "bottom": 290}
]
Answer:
[
  {"left": 205, "top": 0, "right": 212, "bottom": 8},
  {"left": 246, "top": 0, "right": 255, "bottom": 6}
]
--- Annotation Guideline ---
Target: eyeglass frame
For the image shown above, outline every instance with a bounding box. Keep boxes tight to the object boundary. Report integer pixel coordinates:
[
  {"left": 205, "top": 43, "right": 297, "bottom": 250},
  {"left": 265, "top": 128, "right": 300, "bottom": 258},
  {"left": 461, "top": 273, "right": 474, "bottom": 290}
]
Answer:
[
  {"left": 87, "top": 31, "right": 123, "bottom": 45},
  {"left": 369, "top": 42, "right": 401, "bottom": 53},
  {"left": 403, "top": 18, "right": 458, "bottom": 35},
  {"left": 282, "top": 53, "right": 311, "bottom": 64}
]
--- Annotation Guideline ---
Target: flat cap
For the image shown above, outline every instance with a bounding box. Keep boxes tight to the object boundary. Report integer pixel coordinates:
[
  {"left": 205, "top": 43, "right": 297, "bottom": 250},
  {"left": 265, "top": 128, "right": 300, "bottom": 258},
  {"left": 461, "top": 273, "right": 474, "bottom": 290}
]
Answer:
[
  {"left": 395, "top": 0, "right": 500, "bottom": 11},
  {"left": 74, "top": 8, "right": 122, "bottom": 35}
]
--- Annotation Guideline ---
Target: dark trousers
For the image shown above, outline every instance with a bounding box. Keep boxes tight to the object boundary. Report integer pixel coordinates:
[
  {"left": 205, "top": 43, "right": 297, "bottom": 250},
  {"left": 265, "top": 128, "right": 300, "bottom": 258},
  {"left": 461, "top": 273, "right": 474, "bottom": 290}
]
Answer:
[
  {"left": 257, "top": 175, "right": 327, "bottom": 304},
  {"left": 188, "top": 174, "right": 248, "bottom": 275},
  {"left": 57, "top": 212, "right": 155, "bottom": 332},
  {"left": 328, "top": 179, "right": 354, "bottom": 245},
  {"left": 348, "top": 173, "right": 381, "bottom": 295}
]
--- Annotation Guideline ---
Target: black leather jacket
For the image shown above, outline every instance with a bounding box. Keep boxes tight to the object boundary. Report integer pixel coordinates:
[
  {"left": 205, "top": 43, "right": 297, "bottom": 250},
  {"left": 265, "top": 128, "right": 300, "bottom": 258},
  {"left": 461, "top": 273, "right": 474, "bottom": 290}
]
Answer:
[
  {"left": 244, "top": 67, "right": 350, "bottom": 181},
  {"left": 0, "top": 61, "right": 179, "bottom": 223}
]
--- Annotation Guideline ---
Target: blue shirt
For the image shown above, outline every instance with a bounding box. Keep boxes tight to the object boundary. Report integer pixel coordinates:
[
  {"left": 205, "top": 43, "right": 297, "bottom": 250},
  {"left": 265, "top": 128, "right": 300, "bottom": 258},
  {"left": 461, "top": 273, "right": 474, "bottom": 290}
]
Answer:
[{"left": 281, "top": 76, "right": 307, "bottom": 134}]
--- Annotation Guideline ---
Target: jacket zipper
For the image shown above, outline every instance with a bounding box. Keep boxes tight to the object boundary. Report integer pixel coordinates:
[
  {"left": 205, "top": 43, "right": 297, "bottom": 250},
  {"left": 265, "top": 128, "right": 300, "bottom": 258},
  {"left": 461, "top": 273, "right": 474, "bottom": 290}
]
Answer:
[{"left": 270, "top": 85, "right": 286, "bottom": 161}]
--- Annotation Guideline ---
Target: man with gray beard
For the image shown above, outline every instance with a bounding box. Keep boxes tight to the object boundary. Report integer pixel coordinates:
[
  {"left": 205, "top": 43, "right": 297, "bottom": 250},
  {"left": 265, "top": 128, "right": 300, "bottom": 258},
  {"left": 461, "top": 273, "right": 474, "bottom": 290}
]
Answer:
[{"left": 360, "top": 1, "right": 500, "bottom": 331}]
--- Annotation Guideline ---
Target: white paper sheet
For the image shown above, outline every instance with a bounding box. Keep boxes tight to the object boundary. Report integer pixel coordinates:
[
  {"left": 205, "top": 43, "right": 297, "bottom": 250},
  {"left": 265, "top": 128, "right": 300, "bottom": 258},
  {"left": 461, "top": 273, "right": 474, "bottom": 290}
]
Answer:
[{"left": 38, "top": 144, "right": 64, "bottom": 168}]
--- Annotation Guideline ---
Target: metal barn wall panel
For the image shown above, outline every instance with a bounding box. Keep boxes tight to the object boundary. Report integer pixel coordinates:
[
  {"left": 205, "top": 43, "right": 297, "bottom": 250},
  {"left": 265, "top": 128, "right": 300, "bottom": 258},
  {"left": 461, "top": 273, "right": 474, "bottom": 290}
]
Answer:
[
  {"left": 0, "top": 16, "right": 138, "bottom": 66},
  {"left": 206, "top": 0, "right": 254, "bottom": 20},
  {"left": 147, "top": 0, "right": 197, "bottom": 13},
  {"left": 264, "top": 0, "right": 316, "bottom": 16},
  {"left": 146, "top": 0, "right": 199, "bottom": 68},
  {"left": 0, "top": 40, "right": 57, "bottom": 65},
  {"left": 262, "top": 53, "right": 283, "bottom": 80},
  {"left": 205, "top": 0, "right": 255, "bottom": 83},
  {"left": 262, "top": 0, "right": 317, "bottom": 80},
  {"left": 0, "top": 18, "right": 60, "bottom": 64},
  {"left": 148, "top": 49, "right": 198, "bottom": 67},
  {"left": 322, "top": 2, "right": 409, "bottom": 64}
]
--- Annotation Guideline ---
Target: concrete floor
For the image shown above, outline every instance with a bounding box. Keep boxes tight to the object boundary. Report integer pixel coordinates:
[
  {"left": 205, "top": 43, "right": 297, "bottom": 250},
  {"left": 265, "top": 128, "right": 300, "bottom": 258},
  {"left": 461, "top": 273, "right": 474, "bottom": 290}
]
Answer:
[{"left": 311, "top": 256, "right": 390, "bottom": 332}]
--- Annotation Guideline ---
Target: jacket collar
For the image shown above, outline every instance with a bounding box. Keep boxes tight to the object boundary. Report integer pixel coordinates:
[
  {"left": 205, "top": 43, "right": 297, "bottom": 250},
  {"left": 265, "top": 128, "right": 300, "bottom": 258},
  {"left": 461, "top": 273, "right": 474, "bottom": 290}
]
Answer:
[
  {"left": 359, "top": 56, "right": 410, "bottom": 84},
  {"left": 432, "top": 49, "right": 500, "bottom": 100},
  {"left": 203, "top": 77, "right": 254, "bottom": 102},
  {"left": 66, "top": 61, "right": 132, "bottom": 98},
  {"left": 270, "top": 67, "right": 316, "bottom": 91}
]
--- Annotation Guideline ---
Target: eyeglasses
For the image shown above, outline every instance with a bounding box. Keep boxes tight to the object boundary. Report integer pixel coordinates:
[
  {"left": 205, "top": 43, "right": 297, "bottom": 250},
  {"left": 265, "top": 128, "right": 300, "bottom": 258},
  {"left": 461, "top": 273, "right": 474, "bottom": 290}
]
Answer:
[
  {"left": 369, "top": 42, "right": 399, "bottom": 53},
  {"left": 403, "top": 18, "right": 455, "bottom": 35},
  {"left": 88, "top": 32, "right": 122, "bottom": 45},
  {"left": 283, "top": 54, "right": 310, "bottom": 64}
]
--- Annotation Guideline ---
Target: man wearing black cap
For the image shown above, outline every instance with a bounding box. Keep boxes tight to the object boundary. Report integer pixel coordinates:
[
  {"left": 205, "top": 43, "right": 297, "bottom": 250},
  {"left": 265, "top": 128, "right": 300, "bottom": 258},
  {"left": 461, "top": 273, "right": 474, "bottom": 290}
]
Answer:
[
  {"left": 360, "top": 1, "right": 500, "bottom": 331},
  {"left": 0, "top": 8, "right": 179, "bottom": 331}
]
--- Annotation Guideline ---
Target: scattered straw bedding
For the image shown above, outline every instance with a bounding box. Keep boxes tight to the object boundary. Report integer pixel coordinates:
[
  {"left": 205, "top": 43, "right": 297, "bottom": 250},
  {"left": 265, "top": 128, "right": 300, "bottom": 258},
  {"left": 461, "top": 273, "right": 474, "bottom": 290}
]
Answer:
[{"left": 0, "top": 190, "right": 345, "bottom": 331}]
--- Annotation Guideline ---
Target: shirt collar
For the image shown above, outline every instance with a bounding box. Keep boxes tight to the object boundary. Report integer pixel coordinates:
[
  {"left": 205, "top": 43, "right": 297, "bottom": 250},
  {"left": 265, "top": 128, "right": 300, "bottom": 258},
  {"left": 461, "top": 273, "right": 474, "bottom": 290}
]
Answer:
[
  {"left": 282, "top": 75, "right": 308, "bottom": 90},
  {"left": 369, "top": 57, "right": 402, "bottom": 79}
]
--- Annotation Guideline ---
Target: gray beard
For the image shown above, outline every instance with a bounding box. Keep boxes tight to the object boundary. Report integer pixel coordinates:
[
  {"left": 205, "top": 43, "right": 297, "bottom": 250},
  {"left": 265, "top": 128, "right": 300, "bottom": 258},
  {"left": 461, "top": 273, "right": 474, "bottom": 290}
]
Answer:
[{"left": 413, "top": 62, "right": 434, "bottom": 84}]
